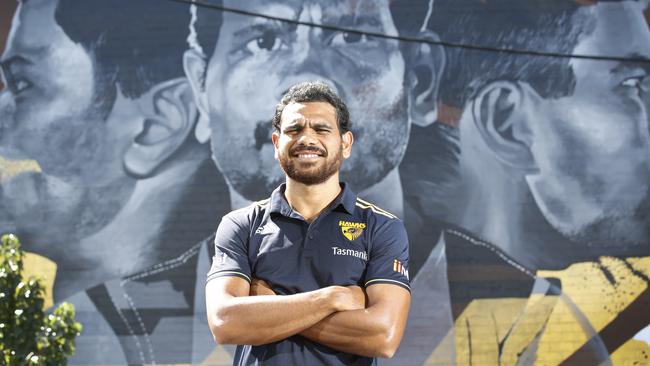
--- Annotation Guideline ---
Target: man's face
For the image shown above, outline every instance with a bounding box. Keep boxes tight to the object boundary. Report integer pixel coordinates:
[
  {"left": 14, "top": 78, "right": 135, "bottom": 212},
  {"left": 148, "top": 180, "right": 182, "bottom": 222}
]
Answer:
[
  {"left": 273, "top": 101, "right": 350, "bottom": 185},
  {"left": 526, "top": 2, "right": 650, "bottom": 250},
  {"left": 0, "top": 0, "right": 133, "bottom": 256},
  {"left": 204, "top": 0, "right": 409, "bottom": 200}
]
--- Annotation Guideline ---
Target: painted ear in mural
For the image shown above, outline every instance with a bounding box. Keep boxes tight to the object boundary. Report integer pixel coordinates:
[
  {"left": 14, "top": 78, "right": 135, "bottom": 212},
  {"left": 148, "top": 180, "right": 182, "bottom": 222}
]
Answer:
[
  {"left": 406, "top": 30, "right": 445, "bottom": 127},
  {"left": 183, "top": 49, "right": 211, "bottom": 143},
  {"left": 123, "top": 78, "right": 199, "bottom": 178},
  {"left": 469, "top": 81, "right": 536, "bottom": 170}
]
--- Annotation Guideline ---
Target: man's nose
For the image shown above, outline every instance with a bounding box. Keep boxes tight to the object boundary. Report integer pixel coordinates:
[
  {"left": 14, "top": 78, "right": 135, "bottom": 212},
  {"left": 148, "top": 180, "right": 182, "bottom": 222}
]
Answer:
[
  {"left": 296, "top": 128, "right": 319, "bottom": 145},
  {"left": 275, "top": 30, "right": 343, "bottom": 99}
]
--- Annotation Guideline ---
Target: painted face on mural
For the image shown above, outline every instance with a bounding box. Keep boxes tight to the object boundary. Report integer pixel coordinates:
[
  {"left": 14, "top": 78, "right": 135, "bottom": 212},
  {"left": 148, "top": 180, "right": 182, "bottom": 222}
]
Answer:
[
  {"left": 0, "top": 0, "right": 134, "bottom": 252},
  {"left": 201, "top": 0, "right": 409, "bottom": 200},
  {"left": 525, "top": 2, "right": 650, "bottom": 249}
]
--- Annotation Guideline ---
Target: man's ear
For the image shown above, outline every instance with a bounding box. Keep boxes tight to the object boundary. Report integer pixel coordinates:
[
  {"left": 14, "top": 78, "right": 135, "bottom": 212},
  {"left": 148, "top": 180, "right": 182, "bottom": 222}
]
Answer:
[
  {"left": 272, "top": 131, "right": 280, "bottom": 160},
  {"left": 183, "top": 49, "right": 211, "bottom": 143},
  {"left": 341, "top": 131, "right": 354, "bottom": 159},
  {"left": 468, "top": 81, "right": 536, "bottom": 170},
  {"left": 406, "top": 30, "right": 445, "bottom": 127},
  {"left": 123, "top": 78, "right": 198, "bottom": 178}
]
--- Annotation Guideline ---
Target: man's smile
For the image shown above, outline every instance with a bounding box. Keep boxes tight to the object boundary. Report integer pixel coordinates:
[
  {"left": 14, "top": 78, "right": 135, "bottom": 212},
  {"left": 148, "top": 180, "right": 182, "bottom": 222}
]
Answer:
[{"left": 291, "top": 146, "right": 326, "bottom": 161}]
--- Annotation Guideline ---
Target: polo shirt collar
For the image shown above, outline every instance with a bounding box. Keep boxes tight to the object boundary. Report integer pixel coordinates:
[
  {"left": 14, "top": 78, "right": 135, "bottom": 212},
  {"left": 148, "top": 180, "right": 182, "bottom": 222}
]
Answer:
[
  {"left": 338, "top": 182, "right": 357, "bottom": 214},
  {"left": 269, "top": 182, "right": 357, "bottom": 217}
]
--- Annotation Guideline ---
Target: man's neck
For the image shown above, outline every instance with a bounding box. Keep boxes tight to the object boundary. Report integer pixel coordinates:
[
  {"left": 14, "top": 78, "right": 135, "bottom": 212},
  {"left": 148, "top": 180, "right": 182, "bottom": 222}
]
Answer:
[
  {"left": 453, "top": 163, "right": 571, "bottom": 271},
  {"left": 229, "top": 168, "right": 405, "bottom": 218},
  {"left": 54, "top": 152, "right": 211, "bottom": 302},
  {"left": 284, "top": 175, "right": 342, "bottom": 222}
]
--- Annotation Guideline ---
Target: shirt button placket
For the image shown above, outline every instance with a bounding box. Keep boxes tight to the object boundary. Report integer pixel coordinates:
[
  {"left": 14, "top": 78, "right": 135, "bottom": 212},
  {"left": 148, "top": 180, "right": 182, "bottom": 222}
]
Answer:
[{"left": 304, "top": 225, "right": 318, "bottom": 255}]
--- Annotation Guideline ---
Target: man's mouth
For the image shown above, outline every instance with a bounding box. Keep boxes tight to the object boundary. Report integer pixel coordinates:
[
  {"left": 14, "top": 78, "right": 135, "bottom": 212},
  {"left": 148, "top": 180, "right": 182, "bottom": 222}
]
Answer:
[
  {"left": 296, "top": 153, "right": 321, "bottom": 159},
  {"left": 291, "top": 146, "right": 326, "bottom": 158}
]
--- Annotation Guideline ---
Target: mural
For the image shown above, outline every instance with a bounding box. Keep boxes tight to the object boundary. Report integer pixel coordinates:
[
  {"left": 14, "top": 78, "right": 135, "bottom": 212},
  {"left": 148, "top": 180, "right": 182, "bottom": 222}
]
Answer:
[{"left": 0, "top": 0, "right": 649, "bottom": 365}]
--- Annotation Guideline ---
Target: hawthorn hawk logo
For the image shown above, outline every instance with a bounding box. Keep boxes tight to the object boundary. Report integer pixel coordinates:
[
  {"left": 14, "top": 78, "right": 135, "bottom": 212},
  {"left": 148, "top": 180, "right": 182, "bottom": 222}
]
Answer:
[{"left": 339, "top": 220, "right": 366, "bottom": 241}]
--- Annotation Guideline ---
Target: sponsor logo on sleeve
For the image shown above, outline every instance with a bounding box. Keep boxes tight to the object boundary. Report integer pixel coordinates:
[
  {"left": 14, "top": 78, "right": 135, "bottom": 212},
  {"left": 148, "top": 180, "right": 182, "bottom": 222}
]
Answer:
[
  {"left": 339, "top": 220, "right": 366, "bottom": 241},
  {"left": 393, "top": 259, "right": 409, "bottom": 280}
]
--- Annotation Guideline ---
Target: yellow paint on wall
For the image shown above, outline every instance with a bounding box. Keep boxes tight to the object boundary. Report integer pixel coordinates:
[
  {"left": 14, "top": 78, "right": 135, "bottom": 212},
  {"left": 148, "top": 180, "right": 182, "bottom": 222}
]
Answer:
[
  {"left": 626, "top": 257, "right": 650, "bottom": 279},
  {"left": 200, "top": 345, "right": 234, "bottom": 366},
  {"left": 0, "top": 156, "right": 41, "bottom": 181},
  {"left": 499, "top": 294, "right": 557, "bottom": 365},
  {"left": 424, "top": 329, "right": 455, "bottom": 366},
  {"left": 451, "top": 257, "right": 650, "bottom": 365},
  {"left": 454, "top": 298, "right": 528, "bottom": 365},
  {"left": 453, "top": 295, "right": 558, "bottom": 366},
  {"left": 537, "top": 257, "right": 650, "bottom": 365},
  {"left": 22, "top": 252, "right": 56, "bottom": 309},
  {"left": 611, "top": 340, "right": 650, "bottom": 366}
]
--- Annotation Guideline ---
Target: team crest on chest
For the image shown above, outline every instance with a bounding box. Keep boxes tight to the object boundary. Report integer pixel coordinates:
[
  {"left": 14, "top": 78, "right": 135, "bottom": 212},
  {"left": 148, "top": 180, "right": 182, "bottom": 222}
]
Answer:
[{"left": 339, "top": 220, "right": 366, "bottom": 241}]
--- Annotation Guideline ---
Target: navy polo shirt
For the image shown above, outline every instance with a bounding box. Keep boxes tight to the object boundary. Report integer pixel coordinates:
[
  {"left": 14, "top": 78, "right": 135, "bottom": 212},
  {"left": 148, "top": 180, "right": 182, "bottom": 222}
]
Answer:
[{"left": 207, "top": 182, "right": 410, "bottom": 366}]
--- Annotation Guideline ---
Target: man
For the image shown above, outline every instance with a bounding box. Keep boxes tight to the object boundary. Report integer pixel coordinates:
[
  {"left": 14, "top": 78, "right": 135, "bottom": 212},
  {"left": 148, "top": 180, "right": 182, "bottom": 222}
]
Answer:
[
  {"left": 184, "top": 0, "right": 447, "bottom": 275},
  {"left": 186, "top": 2, "right": 460, "bottom": 363},
  {"left": 206, "top": 81, "right": 411, "bottom": 365},
  {"left": 0, "top": 0, "right": 228, "bottom": 364},
  {"left": 421, "top": 0, "right": 650, "bottom": 363}
]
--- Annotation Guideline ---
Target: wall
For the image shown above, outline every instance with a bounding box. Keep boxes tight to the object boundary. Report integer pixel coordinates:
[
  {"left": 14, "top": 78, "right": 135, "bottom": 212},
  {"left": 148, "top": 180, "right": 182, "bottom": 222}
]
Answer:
[
  {"left": 1, "top": 0, "right": 649, "bottom": 365},
  {"left": 0, "top": 1, "right": 17, "bottom": 90}
]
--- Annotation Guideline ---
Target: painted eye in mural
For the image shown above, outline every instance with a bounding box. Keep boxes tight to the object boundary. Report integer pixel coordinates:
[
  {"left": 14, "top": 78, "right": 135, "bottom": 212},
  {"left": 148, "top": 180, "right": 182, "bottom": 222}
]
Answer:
[
  {"left": 621, "top": 75, "right": 649, "bottom": 94},
  {"left": 12, "top": 78, "right": 31, "bottom": 94},
  {"left": 246, "top": 30, "right": 283, "bottom": 53},
  {"left": 330, "top": 31, "right": 371, "bottom": 45},
  {"left": 4, "top": 72, "right": 32, "bottom": 97}
]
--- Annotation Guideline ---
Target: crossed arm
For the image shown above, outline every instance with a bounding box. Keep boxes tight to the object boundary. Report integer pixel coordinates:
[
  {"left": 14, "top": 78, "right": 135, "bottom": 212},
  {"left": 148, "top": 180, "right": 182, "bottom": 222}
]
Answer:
[{"left": 205, "top": 277, "right": 411, "bottom": 358}]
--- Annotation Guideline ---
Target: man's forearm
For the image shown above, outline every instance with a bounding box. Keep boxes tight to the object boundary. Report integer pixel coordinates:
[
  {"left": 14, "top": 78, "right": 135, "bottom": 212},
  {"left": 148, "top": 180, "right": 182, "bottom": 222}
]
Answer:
[
  {"left": 300, "top": 285, "right": 411, "bottom": 358},
  {"left": 209, "top": 283, "right": 365, "bottom": 346},
  {"left": 300, "top": 307, "right": 402, "bottom": 358},
  {"left": 211, "top": 288, "right": 336, "bottom": 346}
]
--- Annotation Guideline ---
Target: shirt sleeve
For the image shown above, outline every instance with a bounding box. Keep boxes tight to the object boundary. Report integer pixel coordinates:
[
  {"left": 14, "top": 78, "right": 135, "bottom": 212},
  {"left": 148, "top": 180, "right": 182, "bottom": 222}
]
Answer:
[
  {"left": 206, "top": 214, "right": 252, "bottom": 284},
  {"left": 364, "top": 219, "right": 411, "bottom": 292}
]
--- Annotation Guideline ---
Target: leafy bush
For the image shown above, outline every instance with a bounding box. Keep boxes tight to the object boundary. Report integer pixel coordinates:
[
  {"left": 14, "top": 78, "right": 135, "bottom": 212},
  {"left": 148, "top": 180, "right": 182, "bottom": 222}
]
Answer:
[{"left": 0, "top": 234, "right": 82, "bottom": 365}]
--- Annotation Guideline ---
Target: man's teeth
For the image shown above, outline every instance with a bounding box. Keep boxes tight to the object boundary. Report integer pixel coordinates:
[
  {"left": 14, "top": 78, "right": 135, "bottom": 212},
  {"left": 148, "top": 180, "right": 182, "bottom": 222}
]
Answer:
[{"left": 298, "top": 153, "right": 319, "bottom": 158}]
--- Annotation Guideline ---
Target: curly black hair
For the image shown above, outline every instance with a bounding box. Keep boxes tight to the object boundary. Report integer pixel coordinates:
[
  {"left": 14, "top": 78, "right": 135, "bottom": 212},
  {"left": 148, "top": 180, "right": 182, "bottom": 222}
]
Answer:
[{"left": 272, "top": 81, "right": 351, "bottom": 134}]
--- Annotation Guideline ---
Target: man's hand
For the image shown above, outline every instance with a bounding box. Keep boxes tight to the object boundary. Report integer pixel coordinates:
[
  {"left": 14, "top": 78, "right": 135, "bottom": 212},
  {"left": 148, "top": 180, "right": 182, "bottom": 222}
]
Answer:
[
  {"left": 327, "top": 285, "right": 366, "bottom": 311},
  {"left": 250, "top": 279, "right": 276, "bottom": 296},
  {"left": 300, "top": 284, "right": 411, "bottom": 358},
  {"left": 208, "top": 277, "right": 370, "bottom": 347},
  {"left": 249, "top": 279, "right": 365, "bottom": 313}
]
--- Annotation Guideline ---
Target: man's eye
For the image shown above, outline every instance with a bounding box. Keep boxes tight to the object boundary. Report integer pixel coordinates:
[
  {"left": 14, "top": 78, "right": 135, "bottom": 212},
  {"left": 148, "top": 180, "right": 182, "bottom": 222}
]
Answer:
[
  {"left": 621, "top": 76, "right": 650, "bottom": 93},
  {"left": 13, "top": 78, "right": 31, "bottom": 93},
  {"left": 246, "top": 30, "right": 282, "bottom": 53},
  {"left": 330, "top": 31, "right": 370, "bottom": 45}
]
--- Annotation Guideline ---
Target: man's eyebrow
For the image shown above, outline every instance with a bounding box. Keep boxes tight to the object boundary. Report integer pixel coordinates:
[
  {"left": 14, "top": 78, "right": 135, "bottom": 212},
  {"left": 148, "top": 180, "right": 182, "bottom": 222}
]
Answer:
[
  {"left": 610, "top": 53, "right": 650, "bottom": 74},
  {"left": 283, "top": 121, "right": 304, "bottom": 130},
  {"left": 312, "top": 121, "right": 333, "bottom": 129},
  {"left": 0, "top": 55, "right": 32, "bottom": 70},
  {"left": 233, "top": 21, "right": 291, "bottom": 38},
  {"left": 324, "top": 14, "right": 382, "bottom": 29}
]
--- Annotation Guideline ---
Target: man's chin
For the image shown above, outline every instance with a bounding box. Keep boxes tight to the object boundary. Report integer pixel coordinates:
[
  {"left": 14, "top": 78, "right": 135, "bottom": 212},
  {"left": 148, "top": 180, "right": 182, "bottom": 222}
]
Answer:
[{"left": 566, "top": 209, "right": 650, "bottom": 258}]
